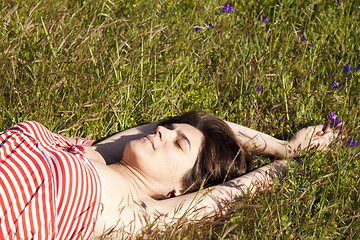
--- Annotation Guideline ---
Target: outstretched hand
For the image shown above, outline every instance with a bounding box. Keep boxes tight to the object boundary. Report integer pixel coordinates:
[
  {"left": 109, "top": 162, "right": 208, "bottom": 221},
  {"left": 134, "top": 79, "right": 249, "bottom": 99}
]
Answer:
[{"left": 288, "top": 123, "right": 342, "bottom": 157}]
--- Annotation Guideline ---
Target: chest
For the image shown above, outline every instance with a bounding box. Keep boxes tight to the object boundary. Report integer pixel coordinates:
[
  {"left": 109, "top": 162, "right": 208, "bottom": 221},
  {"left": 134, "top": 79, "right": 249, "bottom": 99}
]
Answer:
[{"left": 92, "top": 162, "right": 152, "bottom": 236}]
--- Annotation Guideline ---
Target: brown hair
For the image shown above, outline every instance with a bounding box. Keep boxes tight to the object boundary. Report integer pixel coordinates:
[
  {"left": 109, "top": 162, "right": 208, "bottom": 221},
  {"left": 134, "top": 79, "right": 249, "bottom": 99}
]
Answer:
[{"left": 159, "top": 111, "right": 253, "bottom": 194}]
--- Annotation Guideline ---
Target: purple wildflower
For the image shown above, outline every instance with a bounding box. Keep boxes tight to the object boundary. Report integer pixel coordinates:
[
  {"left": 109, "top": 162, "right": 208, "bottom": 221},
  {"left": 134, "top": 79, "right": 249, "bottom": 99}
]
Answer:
[
  {"left": 297, "top": 166, "right": 305, "bottom": 176},
  {"left": 222, "top": 3, "right": 229, "bottom": 12},
  {"left": 337, "top": 0, "right": 340, "bottom": 3},
  {"left": 328, "top": 112, "right": 336, "bottom": 121},
  {"left": 348, "top": 138, "right": 358, "bottom": 147},
  {"left": 194, "top": 25, "right": 201, "bottom": 31},
  {"left": 343, "top": 64, "right": 351, "bottom": 74},
  {"left": 222, "top": 3, "right": 233, "bottom": 13},
  {"left": 356, "top": 63, "right": 360, "bottom": 71},
  {"left": 334, "top": 117, "right": 341, "bottom": 127},
  {"left": 301, "top": 35, "right": 306, "bottom": 41},
  {"left": 256, "top": 84, "right": 262, "bottom": 92},
  {"left": 332, "top": 80, "right": 342, "bottom": 89},
  {"left": 328, "top": 112, "right": 341, "bottom": 127},
  {"left": 209, "top": 23, "right": 214, "bottom": 28},
  {"left": 262, "top": 17, "right": 269, "bottom": 23}
]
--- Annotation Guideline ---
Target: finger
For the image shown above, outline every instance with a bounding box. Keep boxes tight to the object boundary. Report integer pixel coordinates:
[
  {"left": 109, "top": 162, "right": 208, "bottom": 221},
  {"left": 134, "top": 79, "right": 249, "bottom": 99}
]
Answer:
[
  {"left": 309, "top": 139, "right": 321, "bottom": 150},
  {"left": 336, "top": 126, "right": 350, "bottom": 140},
  {"left": 314, "top": 125, "right": 327, "bottom": 136},
  {"left": 334, "top": 121, "right": 344, "bottom": 131},
  {"left": 316, "top": 131, "right": 324, "bottom": 136},
  {"left": 313, "top": 130, "right": 334, "bottom": 150},
  {"left": 320, "top": 135, "right": 333, "bottom": 150},
  {"left": 315, "top": 125, "right": 324, "bottom": 132},
  {"left": 323, "top": 123, "right": 332, "bottom": 134}
]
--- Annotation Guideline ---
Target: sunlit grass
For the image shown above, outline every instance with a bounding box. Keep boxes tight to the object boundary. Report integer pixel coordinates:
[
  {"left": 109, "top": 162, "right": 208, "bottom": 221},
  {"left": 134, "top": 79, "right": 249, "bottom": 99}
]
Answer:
[{"left": 1, "top": 0, "right": 359, "bottom": 238}]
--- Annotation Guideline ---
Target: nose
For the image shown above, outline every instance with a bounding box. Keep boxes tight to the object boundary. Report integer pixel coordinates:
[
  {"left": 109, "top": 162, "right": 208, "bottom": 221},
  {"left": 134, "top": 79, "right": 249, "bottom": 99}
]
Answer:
[{"left": 155, "top": 125, "right": 175, "bottom": 142}]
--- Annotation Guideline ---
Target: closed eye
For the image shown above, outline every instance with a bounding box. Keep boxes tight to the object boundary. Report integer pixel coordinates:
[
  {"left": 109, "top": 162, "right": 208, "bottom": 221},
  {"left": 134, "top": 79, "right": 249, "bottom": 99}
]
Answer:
[
  {"left": 175, "top": 140, "right": 182, "bottom": 150},
  {"left": 164, "top": 123, "right": 191, "bottom": 152}
]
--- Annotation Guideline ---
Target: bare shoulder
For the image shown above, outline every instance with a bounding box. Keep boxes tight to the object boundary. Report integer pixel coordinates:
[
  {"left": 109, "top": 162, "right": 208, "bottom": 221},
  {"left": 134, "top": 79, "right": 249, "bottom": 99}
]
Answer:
[
  {"left": 85, "top": 147, "right": 107, "bottom": 164},
  {"left": 92, "top": 162, "right": 155, "bottom": 238}
]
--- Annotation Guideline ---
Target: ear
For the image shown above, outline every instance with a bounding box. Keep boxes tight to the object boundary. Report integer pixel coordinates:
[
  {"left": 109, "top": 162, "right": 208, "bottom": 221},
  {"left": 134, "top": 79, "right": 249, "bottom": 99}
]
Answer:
[
  {"left": 174, "top": 182, "right": 185, "bottom": 197},
  {"left": 167, "top": 183, "right": 184, "bottom": 197},
  {"left": 173, "top": 188, "right": 184, "bottom": 197}
]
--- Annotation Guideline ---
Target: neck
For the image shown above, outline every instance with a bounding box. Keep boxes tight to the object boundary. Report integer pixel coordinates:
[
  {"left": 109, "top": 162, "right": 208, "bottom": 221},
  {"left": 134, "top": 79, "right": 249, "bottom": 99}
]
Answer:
[{"left": 109, "top": 162, "right": 158, "bottom": 197}]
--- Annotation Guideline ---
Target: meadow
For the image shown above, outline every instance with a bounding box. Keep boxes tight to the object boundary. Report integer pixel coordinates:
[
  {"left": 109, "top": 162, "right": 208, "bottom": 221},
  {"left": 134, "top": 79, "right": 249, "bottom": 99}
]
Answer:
[{"left": 1, "top": 0, "right": 360, "bottom": 239}]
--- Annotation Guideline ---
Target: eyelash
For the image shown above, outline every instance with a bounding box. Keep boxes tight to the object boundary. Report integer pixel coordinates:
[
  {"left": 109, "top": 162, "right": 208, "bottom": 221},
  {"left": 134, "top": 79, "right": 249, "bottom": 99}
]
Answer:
[{"left": 175, "top": 140, "right": 182, "bottom": 149}]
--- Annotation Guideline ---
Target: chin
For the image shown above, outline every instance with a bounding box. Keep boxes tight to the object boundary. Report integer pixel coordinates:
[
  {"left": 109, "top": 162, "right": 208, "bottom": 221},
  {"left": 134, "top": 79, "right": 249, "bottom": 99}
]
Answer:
[{"left": 122, "top": 139, "right": 148, "bottom": 165}]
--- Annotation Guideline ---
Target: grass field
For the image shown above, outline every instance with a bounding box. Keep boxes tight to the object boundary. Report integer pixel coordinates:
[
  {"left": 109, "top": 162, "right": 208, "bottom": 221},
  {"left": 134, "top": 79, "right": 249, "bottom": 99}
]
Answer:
[{"left": 1, "top": 0, "right": 360, "bottom": 239}]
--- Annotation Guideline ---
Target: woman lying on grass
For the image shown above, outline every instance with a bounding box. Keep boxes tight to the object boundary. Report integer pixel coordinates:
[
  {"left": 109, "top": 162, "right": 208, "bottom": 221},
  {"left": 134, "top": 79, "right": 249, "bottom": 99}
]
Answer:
[{"left": 0, "top": 111, "right": 335, "bottom": 239}]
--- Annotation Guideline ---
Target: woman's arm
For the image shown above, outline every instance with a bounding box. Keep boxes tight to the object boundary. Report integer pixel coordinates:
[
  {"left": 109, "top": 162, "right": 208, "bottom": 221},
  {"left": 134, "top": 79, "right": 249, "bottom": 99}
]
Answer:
[
  {"left": 226, "top": 121, "right": 333, "bottom": 158},
  {"left": 225, "top": 121, "right": 290, "bottom": 158},
  {"left": 94, "top": 160, "right": 288, "bottom": 239},
  {"left": 151, "top": 160, "right": 288, "bottom": 219}
]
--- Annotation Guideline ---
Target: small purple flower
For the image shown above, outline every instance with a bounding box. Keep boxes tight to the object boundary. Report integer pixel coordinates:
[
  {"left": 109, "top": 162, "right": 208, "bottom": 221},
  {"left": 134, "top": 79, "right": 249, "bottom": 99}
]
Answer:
[
  {"left": 209, "top": 23, "right": 214, "bottom": 28},
  {"left": 348, "top": 138, "right": 358, "bottom": 147},
  {"left": 328, "top": 112, "right": 336, "bottom": 121},
  {"left": 337, "top": 0, "right": 340, "bottom": 3},
  {"left": 356, "top": 63, "right": 360, "bottom": 71},
  {"left": 194, "top": 25, "right": 201, "bottom": 31},
  {"left": 332, "top": 80, "right": 342, "bottom": 89},
  {"left": 222, "top": 3, "right": 229, "bottom": 12},
  {"left": 222, "top": 3, "right": 234, "bottom": 13},
  {"left": 333, "top": 117, "right": 341, "bottom": 127},
  {"left": 343, "top": 64, "right": 351, "bottom": 74},
  {"left": 301, "top": 35, "right": 306, "bottom": 41},
  {"left": 328, "top": 112, "right": 341, "bottom": 127},
  {"left": 298, "top": 166, "right": 305, "bottom": 176},
  {"left": 262, "top": 17, "right": 269, "bottom": 23},
  {"left": 256, "top": 84, "right": 262, "bottom": 92}
]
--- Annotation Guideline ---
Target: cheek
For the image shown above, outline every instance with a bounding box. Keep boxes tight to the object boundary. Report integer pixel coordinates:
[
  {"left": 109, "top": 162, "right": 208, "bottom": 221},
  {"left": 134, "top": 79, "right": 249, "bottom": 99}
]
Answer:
[{"left": 164, "top": 152, "right": 195, "bottom": 177}]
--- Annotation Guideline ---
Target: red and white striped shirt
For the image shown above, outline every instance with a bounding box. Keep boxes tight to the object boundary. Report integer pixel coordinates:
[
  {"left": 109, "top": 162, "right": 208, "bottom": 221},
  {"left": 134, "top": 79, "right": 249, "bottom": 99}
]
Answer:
[{"left": 0, "top": 121, "right": 101, "bottom": 239}]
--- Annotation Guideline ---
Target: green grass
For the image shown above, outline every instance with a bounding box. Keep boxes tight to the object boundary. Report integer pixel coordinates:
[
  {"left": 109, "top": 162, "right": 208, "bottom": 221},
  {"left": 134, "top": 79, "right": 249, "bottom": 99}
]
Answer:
[{"left": 1, "top": 0, "right": 359, "bottom": 239}]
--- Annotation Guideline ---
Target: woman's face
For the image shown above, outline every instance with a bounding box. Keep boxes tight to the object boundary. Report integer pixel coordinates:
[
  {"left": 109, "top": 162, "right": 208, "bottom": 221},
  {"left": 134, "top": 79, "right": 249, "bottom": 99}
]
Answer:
[{"left": 123, "top": 123, "right": 204, "bottom": 196}]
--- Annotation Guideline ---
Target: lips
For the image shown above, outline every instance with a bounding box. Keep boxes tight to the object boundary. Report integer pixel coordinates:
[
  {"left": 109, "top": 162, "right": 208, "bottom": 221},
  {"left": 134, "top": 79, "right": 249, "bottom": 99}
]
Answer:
[{"left": 145, "top": 135, "right": 155, "bottom": 150}]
